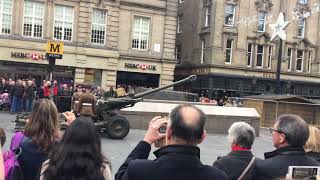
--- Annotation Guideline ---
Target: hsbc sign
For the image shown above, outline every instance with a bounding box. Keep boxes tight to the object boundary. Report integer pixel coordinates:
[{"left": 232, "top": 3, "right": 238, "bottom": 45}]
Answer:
[
  {"left": 125, "top": 63, "right": 157, "bottom": 71},
  {"left": 11, "top": 52, "right": 46, "bottom": 60}
]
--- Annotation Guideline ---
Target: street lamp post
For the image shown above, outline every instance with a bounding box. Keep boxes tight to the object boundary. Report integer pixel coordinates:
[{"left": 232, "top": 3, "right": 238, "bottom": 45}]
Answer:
[{"left": 269, "top": 13, "right": 290, "bottom": 95}]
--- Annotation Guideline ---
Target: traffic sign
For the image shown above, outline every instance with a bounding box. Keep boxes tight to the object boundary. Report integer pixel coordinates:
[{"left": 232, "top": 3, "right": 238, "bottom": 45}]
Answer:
[{"left": 46, "top": 41, "right": 64, "bottom": 59}]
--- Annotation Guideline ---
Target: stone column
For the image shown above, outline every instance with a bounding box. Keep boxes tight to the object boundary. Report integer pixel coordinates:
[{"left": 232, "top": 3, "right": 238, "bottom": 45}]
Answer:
[{"left": 74, "top": 68, "right": 85, "bottom": 85}]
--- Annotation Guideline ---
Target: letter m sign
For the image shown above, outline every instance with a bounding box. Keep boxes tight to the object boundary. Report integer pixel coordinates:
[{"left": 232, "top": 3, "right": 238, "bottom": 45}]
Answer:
[{"left": 46, "top": 41, "right": 64, "bottom": 59}]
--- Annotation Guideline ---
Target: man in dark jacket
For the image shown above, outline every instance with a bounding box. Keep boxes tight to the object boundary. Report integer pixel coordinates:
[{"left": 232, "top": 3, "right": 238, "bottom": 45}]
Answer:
[
  {"left": 24, "top": 80, "right": 35, "bottom": 112},
  {"left": 213, "top": 122, "right": 262, "bottom": 180},
  {"left": 115, "top": 104, "right": 227, "bottom": 180},
  {"left": 10, "top": 80, "right": 24, "bottom": 113},
  {"left": 255, "top": 114, "right": 320, "bottom": 180}
]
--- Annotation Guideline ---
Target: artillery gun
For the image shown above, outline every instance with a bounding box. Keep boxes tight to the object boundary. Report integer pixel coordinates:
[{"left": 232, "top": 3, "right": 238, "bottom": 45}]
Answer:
[{"left": 15, "top": 75, "right": 197, "bottom": 139}]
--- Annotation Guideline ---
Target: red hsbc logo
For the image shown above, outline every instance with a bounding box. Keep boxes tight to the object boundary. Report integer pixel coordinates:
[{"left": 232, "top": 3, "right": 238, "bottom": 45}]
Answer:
[
  {"left": 31, "top": 54, "right": 39, "bottom": 60},
  {"left": 125, "top": 63, "right": 157, "bottom": 71}
]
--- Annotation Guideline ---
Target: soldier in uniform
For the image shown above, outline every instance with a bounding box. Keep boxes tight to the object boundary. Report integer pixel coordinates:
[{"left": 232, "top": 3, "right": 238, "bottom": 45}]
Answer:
[
  {"left": 71, "top": 85, "right": 82, "bottom": 116},
  {"left": 78, "top": 91, "right": 96, "bottom": 118}
]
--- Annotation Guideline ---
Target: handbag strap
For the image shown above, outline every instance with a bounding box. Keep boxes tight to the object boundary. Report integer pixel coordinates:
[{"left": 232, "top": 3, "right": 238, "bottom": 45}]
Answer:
[{"left": 237, "top": 157, "right": 255, "bottom": 180}]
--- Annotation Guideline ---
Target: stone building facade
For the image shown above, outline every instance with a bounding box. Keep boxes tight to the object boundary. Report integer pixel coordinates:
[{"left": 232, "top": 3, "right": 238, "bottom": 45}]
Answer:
[
  {"left": 0, "top": 0, "right": 177, "bottom": 90},
  {"left": 175, "top": 0, "right": 320, "bottom": 98}
]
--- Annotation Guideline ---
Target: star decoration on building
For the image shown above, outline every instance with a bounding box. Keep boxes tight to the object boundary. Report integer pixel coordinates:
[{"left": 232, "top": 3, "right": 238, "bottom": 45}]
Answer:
[{"left": 269, "top": 12, "right": 290, "bottom": 41}]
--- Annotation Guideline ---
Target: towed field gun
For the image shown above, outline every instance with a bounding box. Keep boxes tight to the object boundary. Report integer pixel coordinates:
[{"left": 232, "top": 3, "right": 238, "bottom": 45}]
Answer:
[{"left": 15, "top": 75, "right": 197, "bottom": 139}]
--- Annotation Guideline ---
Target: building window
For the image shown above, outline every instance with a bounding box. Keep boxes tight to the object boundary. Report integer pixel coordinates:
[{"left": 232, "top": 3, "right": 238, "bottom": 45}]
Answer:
[
  {"left": 0, "top": 0, "right": 13, "bottom": 34},
  {"left": 23, "top": 1, "right": 44, "bottom": 38},
  {"left": 247, "top": 43, "right": 253, "bottom": 67},
  {"left": 297, "top": 18, "right": 305, "bottom": 38},
  {"left": 267, "top": 46, "right": 272, "bottom": 69},
  {"left": 224, "top": 4, "right": 235, "bottom": 26},
  {"left": 179, "top": 0, "right": 184, "bottom": 3},
  {"left": 132, "top": 16, "right": 150, "bottom": 50},
  {"left": 256, "top": 45, "right": 264, "bottom": 68},
  {"left": 257, "top": 11, "right": 267, "bottom": 32},
  {"left": 287, "top": 48, "right": 293, "bottom": 71},
  {"left": 176, "top": 45, "right": 182, "bottom": 62},
  {"left": 307, "top": 51, "right": 312, "bottom": 73},
  {"left": 177, "top": 15, "right": 183, "bottom": 33},
  {"left": 91, "top": 9, "right": 107, "bottom": 44},
  {"left": 299, "top": 0, "right": 308, "bottom": 5},
  {"left": 296, "top": 50, "right": 304, "bottom": 72},
  {"left": 225, "top": 39, "right": 233, "bottom": 64},
  {"left": 205, "top": 4, "right": 212, "bottom": 27},
  {"left": 54, "top": 5, "right": 74, "bottom": 41},
  {"left": 201, "top": 39, "right": 205, "bottom": 64}
]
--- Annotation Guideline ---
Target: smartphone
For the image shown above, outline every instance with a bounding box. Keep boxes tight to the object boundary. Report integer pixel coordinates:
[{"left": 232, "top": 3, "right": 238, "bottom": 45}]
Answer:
[
  {"left": 287, "top": 166, "right": 320, "bottom": 180},
  {"left": 159, "top": 125, "right": 167, "bottom": 133},
  {"left": 158, "top": 117, "right": 168, "bottom": 134}
]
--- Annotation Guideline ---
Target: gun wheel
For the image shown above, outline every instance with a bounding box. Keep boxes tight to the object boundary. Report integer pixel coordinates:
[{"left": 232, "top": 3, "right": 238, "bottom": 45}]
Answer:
[{"left": 106, "top": 115, "right": 130, "bottom": 139}]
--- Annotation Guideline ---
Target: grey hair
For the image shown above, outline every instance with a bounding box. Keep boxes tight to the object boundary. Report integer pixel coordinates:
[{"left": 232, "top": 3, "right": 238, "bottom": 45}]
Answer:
[
  {"left": 228, "top": 122, "right": 256, "bottom": 148},
  {"left": 276, "top": 114, "right": 309, "bottom": 147}
]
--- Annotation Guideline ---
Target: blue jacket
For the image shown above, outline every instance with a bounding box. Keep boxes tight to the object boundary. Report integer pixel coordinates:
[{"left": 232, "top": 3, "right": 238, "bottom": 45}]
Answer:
[
  {"left": 116, "top": 141, "right": 227, "bottom": 180},
  {"left": 18, "top": 136, "right": 48, "bottom": 180}
]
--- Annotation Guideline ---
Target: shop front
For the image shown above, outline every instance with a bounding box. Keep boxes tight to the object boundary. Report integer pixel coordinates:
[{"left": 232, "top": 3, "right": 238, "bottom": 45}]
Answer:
[
  {"left": 116, "top": 60, "right": 161, "bottom": 88},
  {"left": 0, "top": 60, "right": 75, "bottom": 87}
]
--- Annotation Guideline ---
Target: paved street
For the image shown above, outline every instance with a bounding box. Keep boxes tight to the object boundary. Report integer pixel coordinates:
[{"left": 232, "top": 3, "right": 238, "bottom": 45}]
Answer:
[{"left": 0, "top": 112, "right": 274, "bottom": 176}]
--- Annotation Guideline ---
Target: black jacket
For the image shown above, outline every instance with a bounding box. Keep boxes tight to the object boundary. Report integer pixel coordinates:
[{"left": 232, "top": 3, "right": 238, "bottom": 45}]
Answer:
[
  {"left": 19, "top": 136, "right": 49, "bottom": 180},
  {"left": 12, "top": 84, "right": 24, "bottom": 97},
  {"left": 213, "top": 150, "right": 262, "bottom": 180},
  {"left": 24, "top": 85, "right": 35, "bottom": 99},
  {"left": 306, "top": 151, "right": 320, "bottom": 163},
  {"left": 115, "top": 141, "right": 227, "bottom": 180},
  {"left": 255, "top": 146, "right": 320, "bottom": 180},
  {"left": 0, "top": 83, "right": 7, "bottom": 94}
]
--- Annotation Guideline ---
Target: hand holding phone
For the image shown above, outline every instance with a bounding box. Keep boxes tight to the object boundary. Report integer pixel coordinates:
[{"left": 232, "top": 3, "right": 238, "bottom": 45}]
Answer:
[{"left": 287, "top": 166, "right": 320, "bottom": 180}]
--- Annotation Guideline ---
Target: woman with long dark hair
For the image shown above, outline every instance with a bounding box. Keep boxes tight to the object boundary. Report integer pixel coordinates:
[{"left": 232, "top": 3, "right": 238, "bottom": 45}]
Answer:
[
  {"left": 40, "top": 117, "right": 111, "bottom": 180},
  {"left": 19, "top": 98, "right": 60, "bottom": 180}
]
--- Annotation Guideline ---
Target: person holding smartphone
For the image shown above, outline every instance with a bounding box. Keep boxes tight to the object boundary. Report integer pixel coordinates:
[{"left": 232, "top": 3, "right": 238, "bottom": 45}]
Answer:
[{"left": 115, "top": 104, "right": 227, "bottom": 180}]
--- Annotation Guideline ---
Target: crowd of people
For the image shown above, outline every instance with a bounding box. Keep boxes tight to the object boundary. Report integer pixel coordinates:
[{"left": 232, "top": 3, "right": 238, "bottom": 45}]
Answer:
[
  {"left": 0, "top": 77, "right": 107, "bottom": 114},
  {"left": 199, "top": 96, "right": 244, "bottom": 107},
  {"left": 0, "top": 100, "right": 318, "bottom": 179}
]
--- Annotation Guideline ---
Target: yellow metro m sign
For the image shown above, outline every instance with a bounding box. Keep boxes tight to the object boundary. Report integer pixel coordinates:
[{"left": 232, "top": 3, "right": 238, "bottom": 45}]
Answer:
[{"left": 46, "top": 41, "right": 64, "bottom": 59}]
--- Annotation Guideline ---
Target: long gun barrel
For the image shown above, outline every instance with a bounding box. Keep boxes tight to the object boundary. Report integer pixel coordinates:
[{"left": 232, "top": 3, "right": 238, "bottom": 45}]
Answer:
[{"left": 132, "top": 75, "right": 197, "bottom": 99}]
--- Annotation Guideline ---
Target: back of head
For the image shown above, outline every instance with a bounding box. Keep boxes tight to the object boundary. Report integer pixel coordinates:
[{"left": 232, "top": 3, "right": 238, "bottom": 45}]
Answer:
[
  {"left": 24, "top": 99, "right": 60, "bottom": 152},
  {"left": 44, "top": 117, "right": 106, "bottom": 180},
  {"left": 228, "top": 122, "right": 255, "bottom": 149},
  {"left": 304, "top": 126, "right": 320, "bottom": 153},
  {"left": 277, "top": 114, "right": 309, "bottom": 147},
  {"left": 169, "top": 104, "right": 206, "bottom": 144}
]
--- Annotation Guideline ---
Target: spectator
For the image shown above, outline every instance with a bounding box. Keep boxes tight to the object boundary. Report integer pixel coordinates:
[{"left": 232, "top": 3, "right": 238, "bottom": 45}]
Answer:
[
  {"left": 104, "top": 86, "right": 115, "bottom": 98},
  {"left": 19, "top": 99, "right": 60, "bottom": 180},
  {"left": 0, "top": 78, "right": 6, "bottom": 94},
  {"left": 213, "top": 122, "right": 261, "bottom": 180},
  {"left": 304, "top": 126, "right": 320, "bottom": 162},
  {"left": 115, "top": 104, "right": 227, "bottom": 180},
  {"left": 43, "top": 81, "right": 51, "bottom": 98},
  {"left": 53, "top": 80, "right": 58, "bottom": 97},
  {"left": 255, "top": 114, "right": 320, "bottom": 180},
  {"left": 218, "top": 99, "right": 224, "bottom": 106},
  {"left": 78, "top": 92, "right": 96, "bottom": 118},
  {"left": 40, "top": 117, "right": 111, "bottom": 180},
  {"left": 10, "top": 79, "right": 24, "bottom": 113},
  {"left": 24, "top": 80, "right": 36, "bottom": 112},
  {"left": 0, "top": 127, "right": 6, "bottom": 147}
]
